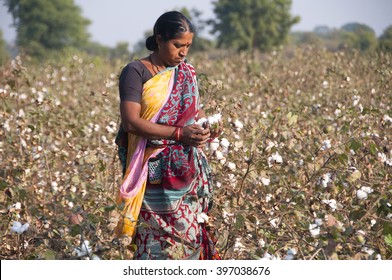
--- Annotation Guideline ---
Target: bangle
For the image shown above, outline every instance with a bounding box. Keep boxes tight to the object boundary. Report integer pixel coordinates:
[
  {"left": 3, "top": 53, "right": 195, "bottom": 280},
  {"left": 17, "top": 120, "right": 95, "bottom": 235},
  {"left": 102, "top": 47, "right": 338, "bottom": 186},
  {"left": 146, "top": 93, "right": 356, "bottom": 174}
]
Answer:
[{"left": 175, "top": 127, "right": 182, "bottom": 142}]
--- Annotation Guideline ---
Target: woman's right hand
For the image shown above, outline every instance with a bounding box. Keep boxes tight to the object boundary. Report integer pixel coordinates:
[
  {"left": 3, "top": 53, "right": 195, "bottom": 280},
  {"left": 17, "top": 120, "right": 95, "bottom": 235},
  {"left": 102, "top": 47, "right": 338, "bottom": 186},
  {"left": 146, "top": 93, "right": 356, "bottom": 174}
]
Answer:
[{"left": 181, "top": 124, "right": 210, "bottom": 147}]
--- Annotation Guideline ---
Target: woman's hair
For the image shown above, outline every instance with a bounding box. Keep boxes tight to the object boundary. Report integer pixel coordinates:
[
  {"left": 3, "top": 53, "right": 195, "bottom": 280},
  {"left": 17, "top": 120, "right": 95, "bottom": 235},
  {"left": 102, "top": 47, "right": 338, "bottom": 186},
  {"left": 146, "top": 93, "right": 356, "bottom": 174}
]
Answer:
[{"left": 146, "top": 11, "right": 195, "bottom": 51}]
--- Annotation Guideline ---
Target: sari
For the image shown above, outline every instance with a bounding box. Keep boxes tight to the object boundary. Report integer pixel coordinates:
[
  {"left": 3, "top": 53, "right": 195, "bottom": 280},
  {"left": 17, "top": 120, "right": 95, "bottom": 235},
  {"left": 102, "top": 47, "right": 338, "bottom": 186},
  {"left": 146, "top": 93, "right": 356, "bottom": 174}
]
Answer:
[{"left": 115, "top": 61, "right": 220, "bottom": 260}]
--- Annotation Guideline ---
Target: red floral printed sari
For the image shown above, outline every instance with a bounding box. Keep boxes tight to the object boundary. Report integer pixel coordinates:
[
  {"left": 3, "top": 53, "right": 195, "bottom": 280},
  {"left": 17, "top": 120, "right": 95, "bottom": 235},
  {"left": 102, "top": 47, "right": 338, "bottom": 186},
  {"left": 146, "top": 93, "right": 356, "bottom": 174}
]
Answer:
[{"left": 116, "top": 61, "right": 220, "bottom": 260}]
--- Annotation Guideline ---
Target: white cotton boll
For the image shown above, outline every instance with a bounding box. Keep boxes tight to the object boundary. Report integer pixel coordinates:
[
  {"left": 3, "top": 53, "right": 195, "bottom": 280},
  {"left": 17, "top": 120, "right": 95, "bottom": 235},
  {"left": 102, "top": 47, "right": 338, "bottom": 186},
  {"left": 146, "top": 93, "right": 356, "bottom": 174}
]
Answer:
[
  {"left": 220, "top": 138, "right": 230, "bottom": 149},
  {"left": 309, "top": 223, "right": 320, "bottom": 237},
  {"left": 101, "top": 135, "right": 109, "bottom": 144},
  {"left": 219, "top": 157, "right": 226, "bottom": 165},
  {"left": 261, "top": 253, "right": 272, "bottom": 260},
  {"left": 319, "top": 173, "right": 332, "bottom": 188},
  {"left": 265, "top": 193, "right": 273, "bottom": 202},
  {"left": 383, "top": 114, "right": 392, "bottom": 123},
  {"left": 357, "top": 186, "right": 373, "bottom": 199},
  {"left": 322, "top": 199, "right": 337, "bottom": 211},
  {"left": 18, "top": 109, "right": 25, "bottom": 118},
  {"left": 352, "top": 95, "right": 360, "bottom": 106},
  {"left": 269, "top": 218, "right": 279, "bottom": 228},
  {"left": 315, "top": 218, "right": 323, "bottom": 226},
  {"left": 261, "top": 177, "right": 270, "bottom": 186},
  {"left": 322, "top": 81, "right": 328, "bottom": 88},
  {"left": 74, "top": 240, "right": 92, "bottom": 257},
  {"left": 361, "top": 186, "right": 373, "bottom": 194},
  {"left": 227, "top": 162, "right": 236, "bottom": 171},
  {"left": 233, "top": 119, "right": 243, "bottom": 131},
  {"left": 14, "top": 202, "right": 22, "bottom": 210},
  {"left": 209, "top": 138, "right": 220, "bottom": 151},
  {"left": 287, "top": 248, "right": 297, "bottom": 256},
  {"left": 285, "top": 254, "right": 295, "bottom": 260},
  {"left": 20, "top": 139, "right": 27, "bottom": 148},
  {"left": 284, "top": 248, "right": 297, "bottom": 260},
  {"left": 356, "top": 189, "right": 368, "bottom": 200},
  {"left": 268, "top": 152, "right": 283, "bottom": 167},
  {"left": 3, "top": 119, "right": 11, "bottom": 132},
  {"left": 320, "top": 139, "right": 331, "bottom": 151},
  {"left": 21, "top": 222, "right": 29, "bottom": 232},
  {"left": 378, "top": 152, "right": 387, "bottom": 163},
  {"left": 197, "top": 213, "right": 209, "bottom": 224},
  {"left": 10, "top": 221, "right": 29, "bottom": 234},
  {"left": 195, "top": 117, "right": 207, "bottom": 127},
  {"left": 258, "top": 239, "right": 266, "bottom": 248},
  {"left": 207, "top": 113, "right": 222, "bottom": 124},
  {"left": 233, "top": 238, "right": 246, "bottom": 251},
  {"left": 215, "top": 150, "right": 224, "bottom": 160}
]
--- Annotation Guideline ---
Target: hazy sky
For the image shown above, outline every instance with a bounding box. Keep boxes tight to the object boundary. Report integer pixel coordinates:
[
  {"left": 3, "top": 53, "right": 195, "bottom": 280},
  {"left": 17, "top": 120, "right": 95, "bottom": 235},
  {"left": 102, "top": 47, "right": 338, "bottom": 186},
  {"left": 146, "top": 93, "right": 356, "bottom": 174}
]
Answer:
[{"left": 1, "top": 0, "right": 391, "bottom": 48}]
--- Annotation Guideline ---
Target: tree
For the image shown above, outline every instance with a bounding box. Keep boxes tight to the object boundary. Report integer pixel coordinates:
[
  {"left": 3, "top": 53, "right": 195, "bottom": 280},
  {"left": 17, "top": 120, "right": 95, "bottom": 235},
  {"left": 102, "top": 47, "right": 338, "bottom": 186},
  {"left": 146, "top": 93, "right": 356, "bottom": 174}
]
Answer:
[
  {"left": 209, "top": 0, "right": 300, "bottom": 52},
  {"left": 4, "top": 0, "right": 91, "bottom": 59},
  {"left": 110, "top": 42, "right": 131, "bottom": 60},
  {"left": 0, "top": 29, "right": 10, "bottom": 65},
  {"left": 378, "top": 25, "right": 392, "bottom": 52},
  {"left": 339, "top": 23, "right": 377, "bottom": 52}
]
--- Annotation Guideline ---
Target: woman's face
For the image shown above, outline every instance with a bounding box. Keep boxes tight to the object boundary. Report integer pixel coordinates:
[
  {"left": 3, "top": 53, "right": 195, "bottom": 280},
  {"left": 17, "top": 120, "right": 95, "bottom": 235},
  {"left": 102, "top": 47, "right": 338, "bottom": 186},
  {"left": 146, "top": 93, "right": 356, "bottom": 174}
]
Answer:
[{"left": 157, "top": 31, "right": 193, "bottom": 67}]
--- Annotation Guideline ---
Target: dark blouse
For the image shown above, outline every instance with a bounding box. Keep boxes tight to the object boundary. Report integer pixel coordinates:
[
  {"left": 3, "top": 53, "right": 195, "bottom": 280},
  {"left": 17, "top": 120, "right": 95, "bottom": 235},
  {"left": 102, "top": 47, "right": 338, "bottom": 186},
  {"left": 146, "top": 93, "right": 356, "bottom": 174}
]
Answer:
[{"left": 119, "top": 60, "right": 153, "bottom": 103}]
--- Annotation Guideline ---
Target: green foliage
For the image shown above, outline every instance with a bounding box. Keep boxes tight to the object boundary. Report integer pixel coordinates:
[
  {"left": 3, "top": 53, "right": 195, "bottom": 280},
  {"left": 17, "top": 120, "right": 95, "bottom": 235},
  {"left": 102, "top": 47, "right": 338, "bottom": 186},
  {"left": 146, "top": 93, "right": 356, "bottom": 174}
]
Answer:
[
  {"left": 290, "top": 23, "right": 383, "bottom": 52},
  {"left": 0, "top": 29, "right": 10, "bottom": 65},
  {"left": 339, "top": 23, "right": 377, "bottom": 52},
  {"left": 210, "top": 0, "right": 300, "bottom": 52},
  {"left": 4, "top": 0, "right": 91, "bottom": 59},
  {"left": 378, "top": 25, "right": 392, "bottom": 52}
]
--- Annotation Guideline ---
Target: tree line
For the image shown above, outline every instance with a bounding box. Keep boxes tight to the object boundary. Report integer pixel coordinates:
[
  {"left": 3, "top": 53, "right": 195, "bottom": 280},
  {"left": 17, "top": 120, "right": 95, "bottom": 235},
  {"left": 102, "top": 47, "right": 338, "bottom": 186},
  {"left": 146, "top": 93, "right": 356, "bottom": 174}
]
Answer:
[{"left": 0, "top": 0, "right": 391, "bottom": 64}]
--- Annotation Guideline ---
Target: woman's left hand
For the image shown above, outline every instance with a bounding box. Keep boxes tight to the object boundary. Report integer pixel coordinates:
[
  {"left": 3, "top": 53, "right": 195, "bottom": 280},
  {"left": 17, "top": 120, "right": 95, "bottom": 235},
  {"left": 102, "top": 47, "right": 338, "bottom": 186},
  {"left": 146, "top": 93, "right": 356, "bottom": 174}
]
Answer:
[{"left": 181, "top": 124, "right": 210, "bottom": 148}]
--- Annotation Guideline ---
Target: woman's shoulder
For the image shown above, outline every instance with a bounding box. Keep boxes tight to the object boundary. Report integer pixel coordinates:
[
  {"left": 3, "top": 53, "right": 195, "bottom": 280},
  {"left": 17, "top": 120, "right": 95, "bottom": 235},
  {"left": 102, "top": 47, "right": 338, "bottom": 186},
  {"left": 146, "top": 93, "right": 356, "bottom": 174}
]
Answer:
[
  {"left": 120, "top": 59, "right": 152, "bottom": 82},
  {"left": 122, "top": 60, "right": 145, "bottom": 73}
]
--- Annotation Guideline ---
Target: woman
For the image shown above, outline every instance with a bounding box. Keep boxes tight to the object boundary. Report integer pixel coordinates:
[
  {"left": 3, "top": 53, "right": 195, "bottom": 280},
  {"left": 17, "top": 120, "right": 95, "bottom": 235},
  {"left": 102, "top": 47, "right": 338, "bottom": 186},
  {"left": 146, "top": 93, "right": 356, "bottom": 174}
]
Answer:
[{"left": 115, "top": 11, "right": 220, "bottom": 260}]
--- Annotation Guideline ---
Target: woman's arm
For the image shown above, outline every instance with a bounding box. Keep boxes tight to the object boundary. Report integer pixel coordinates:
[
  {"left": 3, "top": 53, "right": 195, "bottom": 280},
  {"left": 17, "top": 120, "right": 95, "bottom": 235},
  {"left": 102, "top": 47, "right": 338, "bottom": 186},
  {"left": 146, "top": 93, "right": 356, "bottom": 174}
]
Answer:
[{"left": 121, "top": 101, "right": 211, "bottom": 146}]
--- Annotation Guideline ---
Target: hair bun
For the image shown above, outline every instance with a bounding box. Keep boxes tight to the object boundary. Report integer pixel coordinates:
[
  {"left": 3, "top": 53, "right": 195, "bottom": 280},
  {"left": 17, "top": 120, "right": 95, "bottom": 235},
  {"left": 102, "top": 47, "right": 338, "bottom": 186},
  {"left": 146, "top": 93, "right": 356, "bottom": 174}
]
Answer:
[{"left": 146, "top": 35, "right": 158, "bottom": 51}]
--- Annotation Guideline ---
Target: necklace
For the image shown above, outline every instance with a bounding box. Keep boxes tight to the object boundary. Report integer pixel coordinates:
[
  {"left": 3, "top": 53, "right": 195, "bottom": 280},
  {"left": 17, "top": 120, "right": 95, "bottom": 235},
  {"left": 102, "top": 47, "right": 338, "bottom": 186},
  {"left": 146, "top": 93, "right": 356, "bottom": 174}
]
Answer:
[{"left": 149, "top": 54, "right": 163, "bottom": 75}]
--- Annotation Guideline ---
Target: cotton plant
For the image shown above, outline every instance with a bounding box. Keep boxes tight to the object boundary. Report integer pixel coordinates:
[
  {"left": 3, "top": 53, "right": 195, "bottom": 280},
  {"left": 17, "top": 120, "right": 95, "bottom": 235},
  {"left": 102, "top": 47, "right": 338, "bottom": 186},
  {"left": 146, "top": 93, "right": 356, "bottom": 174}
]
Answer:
[
  {"left": 261, "top": 252, "right": 281, "bottom": 260},
  {"left": 284, "top": 248, "right": 297, "bottom": 260},
  {"left": 74, "top": 240, "right": 92, "bottom": 258},
  {"left": 196, "top": 112, "right": 222, "bottom": 130},
  {"left": 267, "top": 152, "right": 283, "bottom": 167},
  {"left": 322, "top": 199, "right": 338, "bottom": 211},
  {"left": 309, "top": 218, "right": 323, "bottom": 237},
  {"left": 320, "top": 139, "right": 332, "bottom": 151},
  {"left": 318, "top": 173, "right": 332, "bottom": 188},
  {"left": 10, "top": 221, "right": 29, "bottom": 234},
  {"left": 233, "top": 237, "right": 246, "bottom": 252},
  {"left": 356, "top": 186, "right": 374, "bottom": 200}
]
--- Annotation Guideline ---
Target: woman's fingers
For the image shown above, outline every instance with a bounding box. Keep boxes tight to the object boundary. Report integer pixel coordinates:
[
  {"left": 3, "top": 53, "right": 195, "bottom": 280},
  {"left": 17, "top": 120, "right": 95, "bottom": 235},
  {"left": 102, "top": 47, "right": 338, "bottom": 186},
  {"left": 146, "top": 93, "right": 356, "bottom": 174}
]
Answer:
[{"left": 182, "top": 125, "right": 210, "bottom": 146}]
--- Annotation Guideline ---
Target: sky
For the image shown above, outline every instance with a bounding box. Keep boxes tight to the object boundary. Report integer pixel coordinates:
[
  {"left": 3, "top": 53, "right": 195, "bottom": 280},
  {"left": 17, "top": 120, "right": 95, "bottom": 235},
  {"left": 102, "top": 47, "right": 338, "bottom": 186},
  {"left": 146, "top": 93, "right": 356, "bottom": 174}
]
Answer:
[{"left": 1, "top": 0, "right": 391, "bottom": 48}]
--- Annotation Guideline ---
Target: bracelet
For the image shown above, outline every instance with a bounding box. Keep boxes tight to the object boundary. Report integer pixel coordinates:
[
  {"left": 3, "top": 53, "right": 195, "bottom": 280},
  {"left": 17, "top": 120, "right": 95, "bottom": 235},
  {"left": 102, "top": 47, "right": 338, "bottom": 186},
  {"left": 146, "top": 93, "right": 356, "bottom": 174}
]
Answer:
[{"left": 175, "top": 127, "right": 182, "bottom": 142}]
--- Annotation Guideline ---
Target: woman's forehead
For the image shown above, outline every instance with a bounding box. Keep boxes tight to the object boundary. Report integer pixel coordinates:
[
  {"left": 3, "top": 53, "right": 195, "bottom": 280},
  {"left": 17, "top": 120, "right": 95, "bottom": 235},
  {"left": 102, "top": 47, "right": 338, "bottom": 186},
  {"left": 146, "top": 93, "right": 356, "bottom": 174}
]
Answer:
[{"left": 173, "top": 32, "right": 193, "bottom": 43}]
